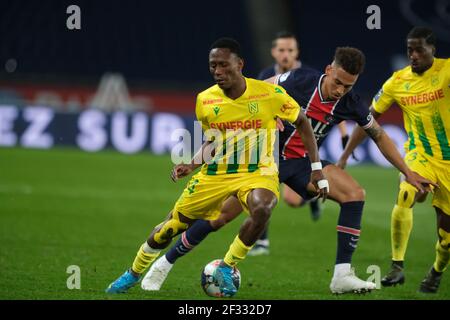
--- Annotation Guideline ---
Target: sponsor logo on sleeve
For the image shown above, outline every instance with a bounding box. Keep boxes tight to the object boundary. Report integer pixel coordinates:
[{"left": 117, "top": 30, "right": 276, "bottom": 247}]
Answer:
[{"left": 373, "top": 88, "right": 383, "bottom": 102}]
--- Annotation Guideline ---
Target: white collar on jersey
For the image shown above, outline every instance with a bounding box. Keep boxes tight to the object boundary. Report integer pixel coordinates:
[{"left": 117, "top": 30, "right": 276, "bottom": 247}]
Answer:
[{"left": 317, "top": 74, "right": 336, "bottom": 104}]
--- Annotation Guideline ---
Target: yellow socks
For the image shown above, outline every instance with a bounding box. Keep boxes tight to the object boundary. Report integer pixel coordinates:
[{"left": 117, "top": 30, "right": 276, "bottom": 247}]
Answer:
[
  {"left": 224, "top": 235, "right": 253, "bottom": 267},
  {"left": 131, "top": 242, "right": 161, "bottom": 274},
  {"left": 391, "top": 205, "right": 413, "bottom": 262},
  {"left": 434, "top": 229, "right": 450, "bottom": 272}
]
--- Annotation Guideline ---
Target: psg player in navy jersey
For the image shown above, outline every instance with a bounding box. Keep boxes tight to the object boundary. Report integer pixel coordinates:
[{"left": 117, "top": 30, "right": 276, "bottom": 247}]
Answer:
[
  {"left": 141, "top": 47, "right": 433, "bottom": 294},
  {"left": 274, "top": 65, "right": 371, "bottom": 158},
  {"left": 251, "top": 32, "right": 354, "bottom": 257}
]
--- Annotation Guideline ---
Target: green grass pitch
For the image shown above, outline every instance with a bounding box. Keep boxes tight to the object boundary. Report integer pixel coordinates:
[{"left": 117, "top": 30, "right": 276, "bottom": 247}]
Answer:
[{"left": 0, "top": 147, "right": 448, "bottom": 300}]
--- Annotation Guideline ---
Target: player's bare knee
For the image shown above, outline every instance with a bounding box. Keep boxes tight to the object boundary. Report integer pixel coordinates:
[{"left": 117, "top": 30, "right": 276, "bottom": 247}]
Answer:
[
  {"left": 283, "top": 194, "right": 302, "bottom": 207},
  {"left": 285, "top": 201, "right": 301, "bottom": 208},
  {"left": 221, "top": 209, "right": 239, "bottom": 224},
  {"left": 343, "top": 186, "right": 365, "bottom": 202},
  {"left": 356, "top": 187, "right": 366, "bottom": 201},
  {"left": 210, "top": 217, "right": 227, "bottom": 230},
  {"left": 222, "top": 215, "right": 234, "bottom": 224},
  {"left": 250, "top": 204, "right": 272, "bottom": 225}
]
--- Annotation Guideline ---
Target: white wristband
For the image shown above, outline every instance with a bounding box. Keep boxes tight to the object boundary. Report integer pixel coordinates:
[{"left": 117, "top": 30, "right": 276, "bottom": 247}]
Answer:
[
  {"left": 311, "top": 162, "right": 322, "bottom": 171},
  {"left": 318, "top": 179, "right": 330, "bottom": 193}
]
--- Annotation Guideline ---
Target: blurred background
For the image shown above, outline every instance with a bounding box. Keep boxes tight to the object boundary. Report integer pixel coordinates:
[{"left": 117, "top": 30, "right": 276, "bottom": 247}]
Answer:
[{"left": 0, "top": 0, "right": 449, "bottom": 163}]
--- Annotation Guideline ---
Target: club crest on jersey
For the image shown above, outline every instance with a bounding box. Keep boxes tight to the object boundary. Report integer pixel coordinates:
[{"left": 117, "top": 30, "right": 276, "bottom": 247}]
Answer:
[
  {"left": 274, "top": 87, "right": 283, "bottom": 94},
  {"left": 248, "top": 101, "right": 259, "bottom": 114},
  {"left": 404, "top": 82, "right": 411, "bottom": 91},
  {"left": 213, "top": 106, "right": 220, "bottom": 115},
  {"left": 325, "top": 114, "right": 335, "bottom": 124},
  {"left": 431, "top": 75, "right": 439, "bottom": 87}
]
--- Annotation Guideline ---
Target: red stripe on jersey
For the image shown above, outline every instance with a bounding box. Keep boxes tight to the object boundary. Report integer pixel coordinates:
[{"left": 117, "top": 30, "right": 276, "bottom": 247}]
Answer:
[
  {"left": 305, "top": 88, "right": 338, "bottom": 123},
  {"left": 282, "top": 130, "right": 307, "bottom": 159}
]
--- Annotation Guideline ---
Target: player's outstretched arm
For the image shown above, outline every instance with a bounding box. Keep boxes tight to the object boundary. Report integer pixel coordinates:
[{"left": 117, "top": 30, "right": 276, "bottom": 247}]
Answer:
[
  {"left": 171, "top": 140, "right": 213, "bottom": 182},
  {"left": 292, "top": 111, "right": 329, "bottom": 201},
  {"left": 357, "top": 119, "right": 437, "bottom": 193},
  {"left": 337, "top": 105, "right": 382, "bottom": 168}
]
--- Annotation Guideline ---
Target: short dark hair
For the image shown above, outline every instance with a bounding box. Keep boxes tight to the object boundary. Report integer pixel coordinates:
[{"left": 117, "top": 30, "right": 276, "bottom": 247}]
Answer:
[
  {"left": 210, "top": 38, "right": 242, "bottom": 58},
  {"left": 334, "top": 47, "right": 366, "bottom": 75},
  {"left": 272, "top": 31, "right": 298, "bottom": 48},
  {"left": 407, "top": 26, "right": 436, "bottom": 46}
]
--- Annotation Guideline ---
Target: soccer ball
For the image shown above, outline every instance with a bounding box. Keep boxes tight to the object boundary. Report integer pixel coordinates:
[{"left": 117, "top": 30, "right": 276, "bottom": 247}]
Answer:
[{"left": 201, "top": 259, "right": 241, "bottom": 298}]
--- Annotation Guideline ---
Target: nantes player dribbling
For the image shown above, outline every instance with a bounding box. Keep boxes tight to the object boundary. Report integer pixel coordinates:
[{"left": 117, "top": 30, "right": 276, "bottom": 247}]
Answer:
[{"left": 106, "top": 38, "right": 328, "bottom": 297}]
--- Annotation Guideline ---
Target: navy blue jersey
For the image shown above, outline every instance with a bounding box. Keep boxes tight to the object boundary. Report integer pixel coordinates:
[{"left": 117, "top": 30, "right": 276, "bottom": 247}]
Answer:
[
  {"left": 257, "top": 65, "right": 277, "bottom": 80},
  {"left": 275, "top": 67, "right": 373, "bottom": 159},
  {"left": 257, "top": 61, "right": 312, "bottom": 80}
]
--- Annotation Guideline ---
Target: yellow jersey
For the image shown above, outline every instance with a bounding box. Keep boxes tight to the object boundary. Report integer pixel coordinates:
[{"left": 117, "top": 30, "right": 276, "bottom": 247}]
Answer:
[
  {"left": 373, "top": 58, "right": 450, "bottom": 161},
  {"left": 195, "top": 77, "right": 301, "bottom": 175}
]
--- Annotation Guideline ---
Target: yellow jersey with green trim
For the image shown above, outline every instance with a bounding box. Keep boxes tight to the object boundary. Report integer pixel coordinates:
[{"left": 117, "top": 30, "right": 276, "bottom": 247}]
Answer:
[
  {"left": 372, "top": 58, "right": 450, "bottom": 161},
  {"left": 196, "top": 77, "right": 301, "bottom": 175}
]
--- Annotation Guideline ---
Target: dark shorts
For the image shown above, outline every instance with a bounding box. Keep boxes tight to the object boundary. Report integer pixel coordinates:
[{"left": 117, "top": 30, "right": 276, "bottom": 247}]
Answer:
[{"left": 279, "top": 157, "right": 332, "bottom": 200}]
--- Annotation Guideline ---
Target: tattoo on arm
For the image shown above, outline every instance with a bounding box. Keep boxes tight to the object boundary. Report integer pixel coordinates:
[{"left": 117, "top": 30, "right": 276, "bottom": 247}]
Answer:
[{"left": 365, "top": 124, "right": 383, "bottom": 142}]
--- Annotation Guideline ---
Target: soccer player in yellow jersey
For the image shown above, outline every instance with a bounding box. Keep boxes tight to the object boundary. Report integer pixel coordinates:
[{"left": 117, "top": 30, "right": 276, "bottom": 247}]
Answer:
[
  {"left": 106, "top": 38, "right": 329, "bottom": 296},
  {"left": 338, "top": 27, "right": 450, "bottom": 293}
]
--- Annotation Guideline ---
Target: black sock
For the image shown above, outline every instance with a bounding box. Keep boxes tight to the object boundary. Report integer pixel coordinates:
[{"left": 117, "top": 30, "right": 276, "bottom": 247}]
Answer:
[
  {"left": 165, "top": 220, "right": 214, "bottom": 264},
  {"left": 336, "top": 201, "right": 364, "bottom": 264},
  {"left": 392, "top": 260, "right": 404, "bottom": 268},
  {"left": 431, "top": 266, "right": 443, "bottom": 276}
]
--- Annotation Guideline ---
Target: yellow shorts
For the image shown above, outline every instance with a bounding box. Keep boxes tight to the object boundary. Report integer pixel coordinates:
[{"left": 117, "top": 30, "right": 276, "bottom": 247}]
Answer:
[
  {"left": 403, "top": 150, "right": 450, "bottom": 214},
  {"left": 173, "top": 171, "right": 280, "bottom": 220}
]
